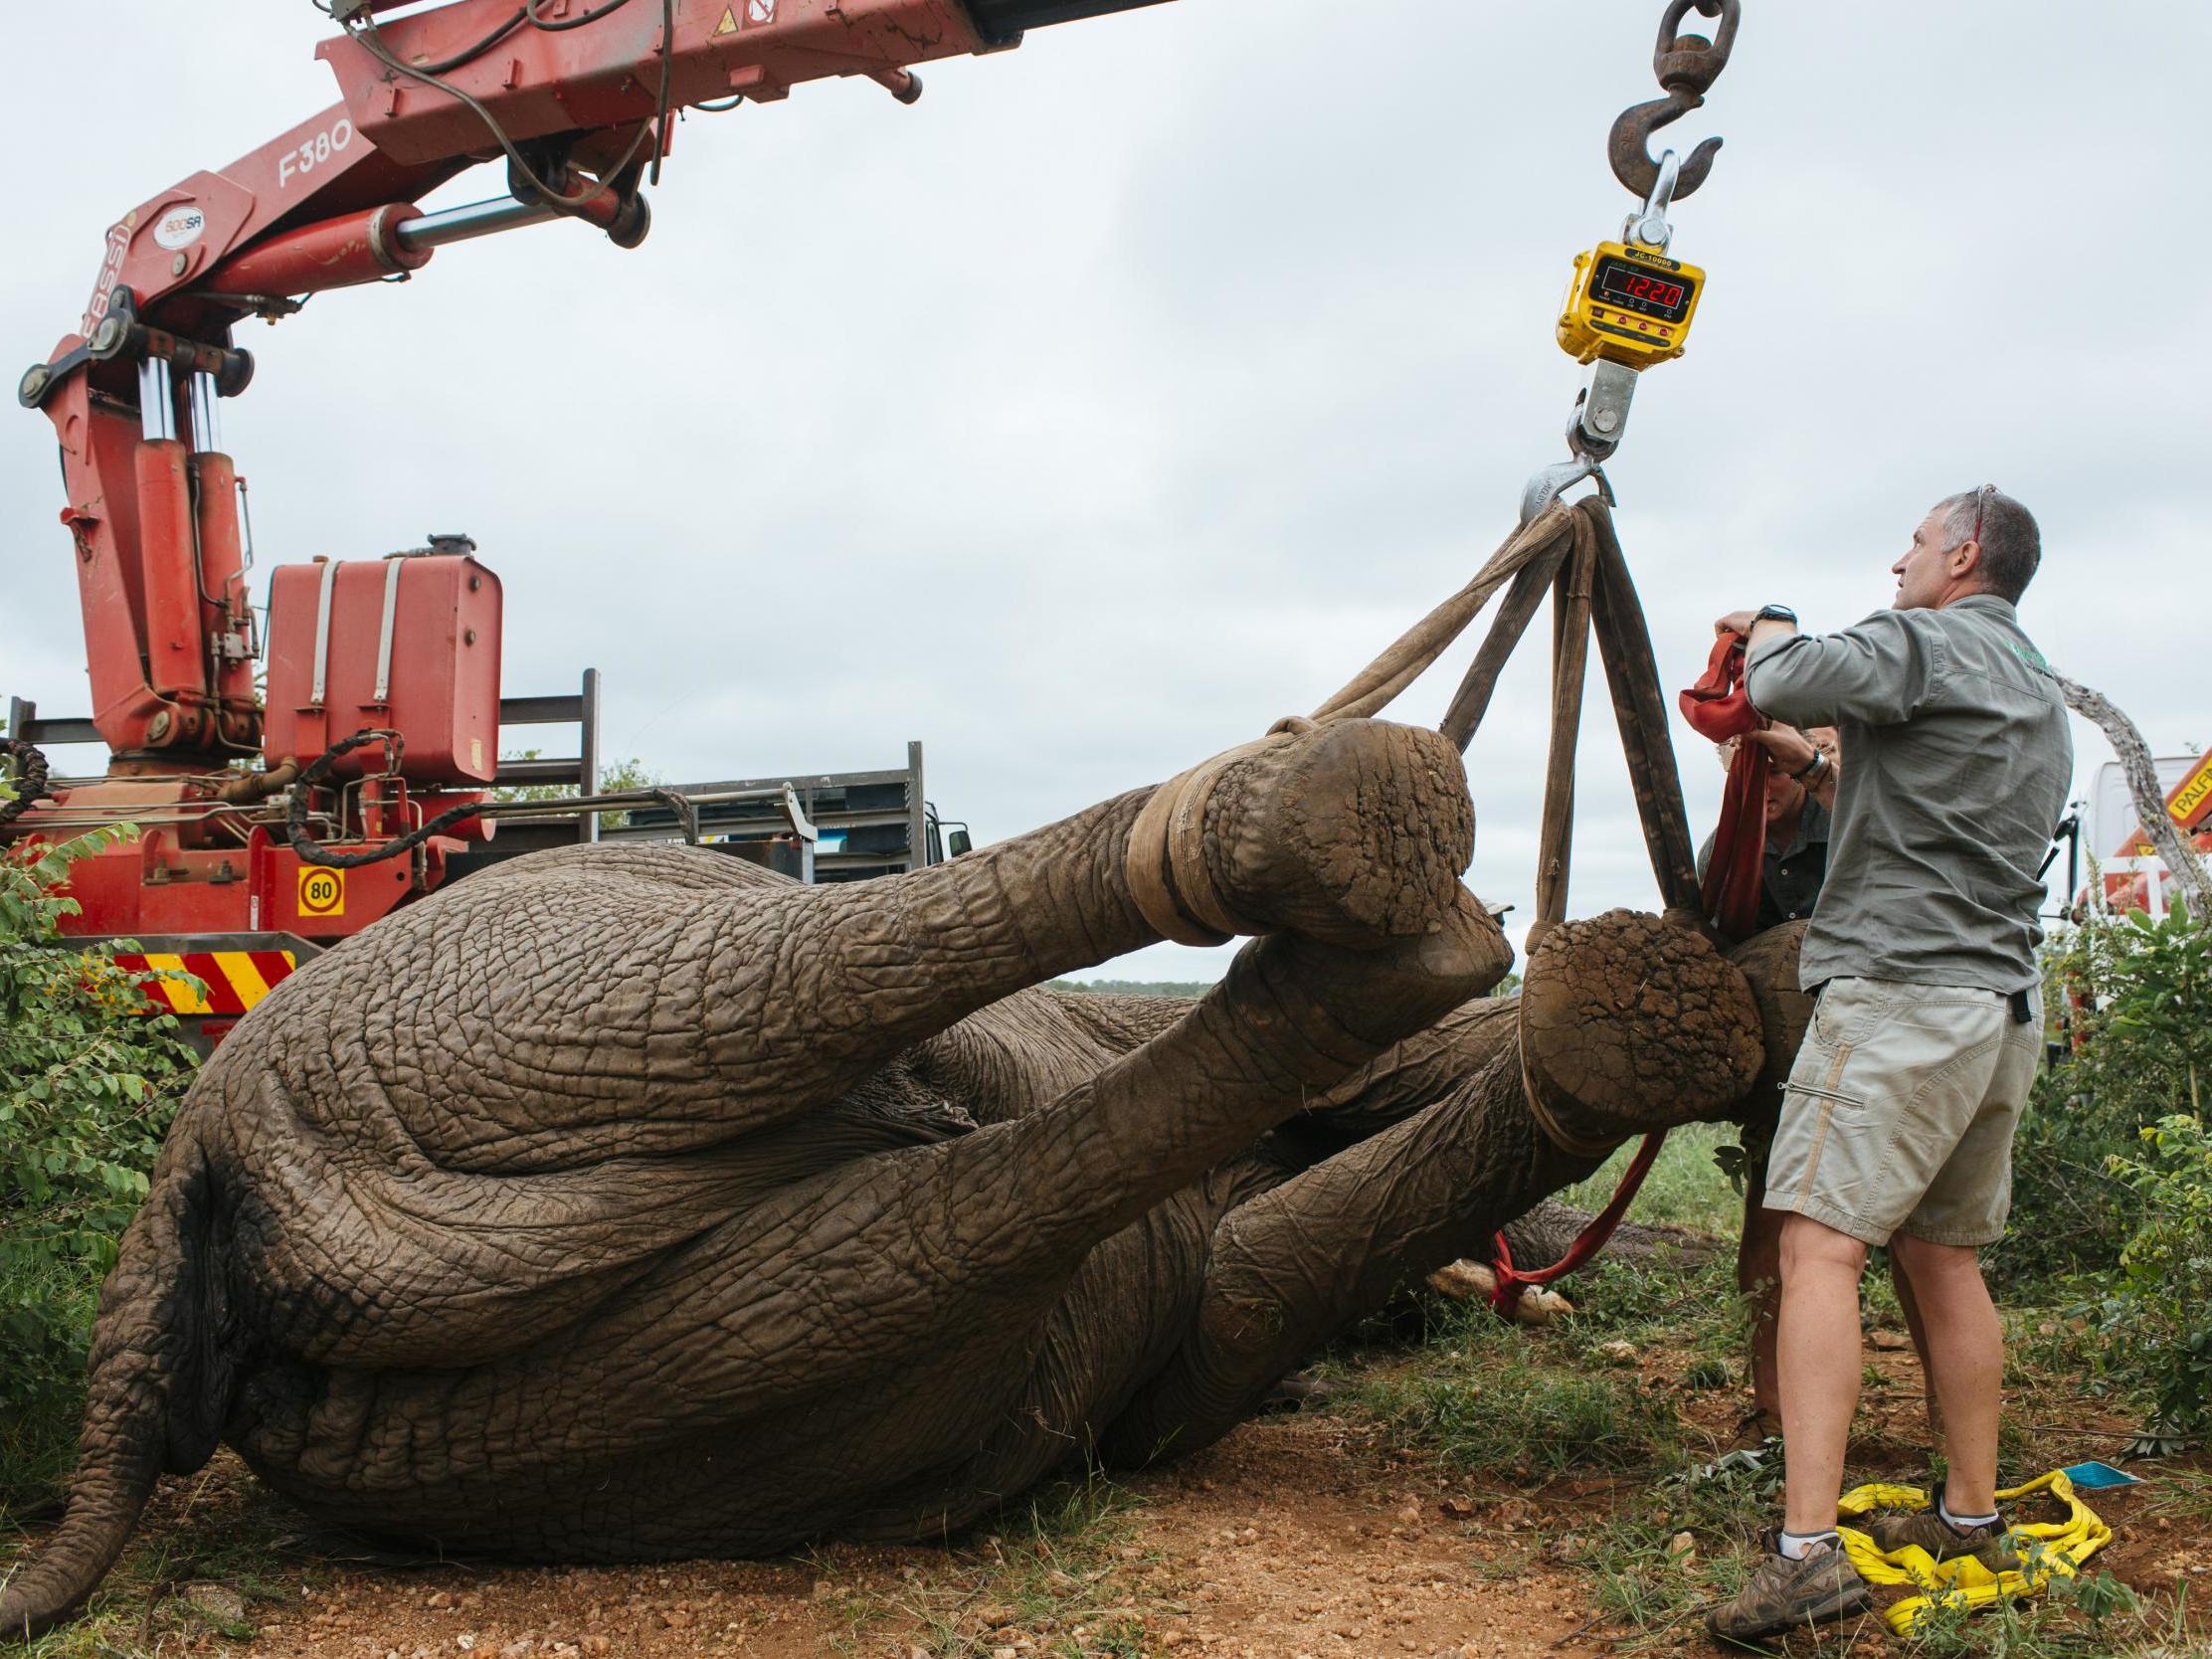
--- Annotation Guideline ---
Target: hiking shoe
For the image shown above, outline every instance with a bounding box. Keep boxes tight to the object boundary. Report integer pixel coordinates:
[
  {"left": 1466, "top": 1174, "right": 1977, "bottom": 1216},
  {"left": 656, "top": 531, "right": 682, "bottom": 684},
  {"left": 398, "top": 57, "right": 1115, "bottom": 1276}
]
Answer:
[
  {"left": 1707, "top": 1534, "right": 1875, "bottom": 1646},
  {"left": 1863, "top": 1507, "right": 2020, "bottom": 1572},
  {"left": 1723, "top": 1407, "right": 1784, "bottom": 1455}
]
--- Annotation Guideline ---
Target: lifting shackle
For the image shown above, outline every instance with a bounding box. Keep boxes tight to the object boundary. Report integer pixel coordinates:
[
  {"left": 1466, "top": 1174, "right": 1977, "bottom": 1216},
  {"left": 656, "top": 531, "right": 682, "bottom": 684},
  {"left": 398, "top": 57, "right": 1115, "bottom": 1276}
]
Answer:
[{"left": 1606, "top": 0, "right": 1741, "bottom": 204}]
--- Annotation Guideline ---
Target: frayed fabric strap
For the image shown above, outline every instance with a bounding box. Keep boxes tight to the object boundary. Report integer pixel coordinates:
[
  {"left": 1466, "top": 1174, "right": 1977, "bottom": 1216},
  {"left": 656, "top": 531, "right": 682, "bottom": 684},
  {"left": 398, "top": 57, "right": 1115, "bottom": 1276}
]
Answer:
[{"left": 1125, "top": 719, "right": 1313, "bottom": 947}]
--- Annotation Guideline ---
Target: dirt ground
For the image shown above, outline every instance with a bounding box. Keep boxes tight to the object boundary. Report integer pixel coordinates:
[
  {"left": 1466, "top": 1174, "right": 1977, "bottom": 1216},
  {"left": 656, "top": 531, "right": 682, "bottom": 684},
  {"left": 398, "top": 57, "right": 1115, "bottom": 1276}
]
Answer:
[
  {"left": 14, "top": 1330, "right": 2206, "bottom": 1659},
  {"left": 85, "top": 1417, "right": 1606, "bottom": 1659},
  {"left": 8, "top": 1336, "right": 2203, "bottom": 1659}
]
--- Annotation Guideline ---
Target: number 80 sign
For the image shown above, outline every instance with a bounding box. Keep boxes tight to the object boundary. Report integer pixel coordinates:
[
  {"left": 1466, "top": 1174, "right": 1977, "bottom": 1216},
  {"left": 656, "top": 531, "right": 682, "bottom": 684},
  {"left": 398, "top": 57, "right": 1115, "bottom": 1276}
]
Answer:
[{"left": 296, "top": 866, "right": 346, "bottom": 918}]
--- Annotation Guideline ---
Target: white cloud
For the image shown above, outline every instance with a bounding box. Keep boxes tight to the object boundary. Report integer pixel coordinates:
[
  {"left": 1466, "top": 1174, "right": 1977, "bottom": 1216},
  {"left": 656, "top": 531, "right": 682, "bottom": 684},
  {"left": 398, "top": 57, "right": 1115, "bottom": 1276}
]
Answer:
[{"left": 4, "top": 1, "right": 2207, "bottom": 987}]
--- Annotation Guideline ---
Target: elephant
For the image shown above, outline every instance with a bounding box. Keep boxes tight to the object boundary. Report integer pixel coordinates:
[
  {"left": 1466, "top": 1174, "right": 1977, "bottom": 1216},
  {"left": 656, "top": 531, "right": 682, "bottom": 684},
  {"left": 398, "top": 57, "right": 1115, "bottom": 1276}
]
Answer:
[{"left": 1, "top": 717, "right": 1806, "bottom": 1637}]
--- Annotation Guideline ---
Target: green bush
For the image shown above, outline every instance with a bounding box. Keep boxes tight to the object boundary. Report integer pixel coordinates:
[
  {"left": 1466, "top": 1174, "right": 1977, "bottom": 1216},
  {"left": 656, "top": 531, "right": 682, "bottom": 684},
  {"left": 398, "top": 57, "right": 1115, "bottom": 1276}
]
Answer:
[
  {"left": 1998, "top": 904, "right": 2211, "bottom": 1286},
  {"left": 0, "top": 827, "right": 200, "bottom": 1426},
  {"left": 2097, "top": 1113, "right": 2212, "bottom": 1444}
]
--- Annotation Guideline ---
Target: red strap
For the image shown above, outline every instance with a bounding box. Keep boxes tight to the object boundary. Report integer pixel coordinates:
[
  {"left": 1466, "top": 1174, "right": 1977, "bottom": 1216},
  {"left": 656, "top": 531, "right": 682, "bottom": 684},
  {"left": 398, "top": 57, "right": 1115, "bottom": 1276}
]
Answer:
[
  {"left": 1678, "top": 633, "right": 1764, "bottom": 741},
  {"left": 1680, "top": 632, "right": 1769, "bottom": 943},
  {"left": 1488, "top": 1130, "right": 1668, "bottom": 1314}
]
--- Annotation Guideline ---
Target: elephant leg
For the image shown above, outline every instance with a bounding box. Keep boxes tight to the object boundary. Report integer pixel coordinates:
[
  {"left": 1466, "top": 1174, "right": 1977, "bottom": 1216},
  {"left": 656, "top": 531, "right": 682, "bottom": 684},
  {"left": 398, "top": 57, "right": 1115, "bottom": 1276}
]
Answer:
[
  {"left": 232, "top": 899, "right": 1514, "bottom": 1541},
  {"left": 1097, "top": 910, "right": 1773, "bottom": 1465},
  {"left": 689, "top": 715, "right": 1486, "bottom": 1115},
  {"left": 308, "top": 716, "right": 1484, "bottom": 1177}
]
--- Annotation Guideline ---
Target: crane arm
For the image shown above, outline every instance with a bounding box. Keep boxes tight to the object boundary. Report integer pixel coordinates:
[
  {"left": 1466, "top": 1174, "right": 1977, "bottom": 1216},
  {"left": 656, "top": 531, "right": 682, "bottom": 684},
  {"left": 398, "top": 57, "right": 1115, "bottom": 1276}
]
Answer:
[{"left": 21, "top": 0, "right": 1167, "bottom": 763}]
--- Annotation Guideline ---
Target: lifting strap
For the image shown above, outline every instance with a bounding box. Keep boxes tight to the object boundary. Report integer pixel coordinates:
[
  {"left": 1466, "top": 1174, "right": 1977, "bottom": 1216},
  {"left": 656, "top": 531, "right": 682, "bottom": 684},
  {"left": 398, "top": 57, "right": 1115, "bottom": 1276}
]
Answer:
[
  {"left": 1679, "top": 631, "right": 1770, "bottom": 942},
  {"left": 1838, "top": 1470, "right": 2112, "bottom": 1635},
  {"left": 1174, "top": 498, "right": 1716, "bottom": 1315}
]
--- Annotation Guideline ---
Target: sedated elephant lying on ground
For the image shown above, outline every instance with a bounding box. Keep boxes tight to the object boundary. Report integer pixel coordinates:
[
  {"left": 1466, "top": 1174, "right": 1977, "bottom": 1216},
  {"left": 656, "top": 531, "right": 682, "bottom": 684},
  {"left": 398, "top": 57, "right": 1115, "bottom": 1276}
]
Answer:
[{"left": 3, "top": 718, "right": 1808, "bottom": 1636}]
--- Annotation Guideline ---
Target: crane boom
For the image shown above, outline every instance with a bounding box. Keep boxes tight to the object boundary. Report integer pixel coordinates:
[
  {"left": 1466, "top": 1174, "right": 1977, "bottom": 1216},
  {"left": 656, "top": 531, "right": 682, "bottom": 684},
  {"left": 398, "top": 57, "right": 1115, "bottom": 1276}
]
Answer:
[
  {"left": 3, "top": 0, "right": 1171, "bottom": 975},
  {"left": 20, "top": 0, "right": 1167, "bottom": 764}
]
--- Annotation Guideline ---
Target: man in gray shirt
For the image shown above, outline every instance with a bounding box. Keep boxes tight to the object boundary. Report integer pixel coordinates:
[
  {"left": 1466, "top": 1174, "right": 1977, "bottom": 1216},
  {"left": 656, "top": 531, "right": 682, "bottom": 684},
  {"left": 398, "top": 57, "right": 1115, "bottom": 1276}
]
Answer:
[{"left": 1706, "top": 487, "right": 2073, "bottom": 1645}]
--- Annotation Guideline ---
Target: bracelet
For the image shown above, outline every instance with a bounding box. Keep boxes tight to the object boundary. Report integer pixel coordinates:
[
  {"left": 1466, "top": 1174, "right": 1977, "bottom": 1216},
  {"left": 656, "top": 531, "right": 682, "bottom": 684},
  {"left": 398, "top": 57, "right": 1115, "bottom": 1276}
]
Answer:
[{"left": 1790, "top": 749, "right": 1829, "bottom": 783}]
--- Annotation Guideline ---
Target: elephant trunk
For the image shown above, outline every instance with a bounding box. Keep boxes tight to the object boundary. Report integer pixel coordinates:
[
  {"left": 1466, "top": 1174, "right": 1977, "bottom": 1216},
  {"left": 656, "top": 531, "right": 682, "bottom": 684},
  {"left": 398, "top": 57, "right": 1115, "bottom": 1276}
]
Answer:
[{"left": 2, "top": 1139, "right": 229, "bottom": 1640}]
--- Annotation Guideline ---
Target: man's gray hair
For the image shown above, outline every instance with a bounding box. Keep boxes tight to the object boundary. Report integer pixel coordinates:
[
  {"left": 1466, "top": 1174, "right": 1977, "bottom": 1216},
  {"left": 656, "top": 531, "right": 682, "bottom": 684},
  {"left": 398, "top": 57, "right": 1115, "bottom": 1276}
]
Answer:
[{"left": 1936, "top": 485, "right": 2041, "bottom": 603}]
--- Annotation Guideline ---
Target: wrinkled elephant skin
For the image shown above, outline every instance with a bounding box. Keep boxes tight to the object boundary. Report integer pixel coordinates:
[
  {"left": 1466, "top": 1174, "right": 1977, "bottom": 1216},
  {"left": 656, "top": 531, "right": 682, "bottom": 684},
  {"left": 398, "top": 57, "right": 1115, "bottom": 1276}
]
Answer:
[{"left": 2, "top": 721, "right": 1800, "bottom": 1637}]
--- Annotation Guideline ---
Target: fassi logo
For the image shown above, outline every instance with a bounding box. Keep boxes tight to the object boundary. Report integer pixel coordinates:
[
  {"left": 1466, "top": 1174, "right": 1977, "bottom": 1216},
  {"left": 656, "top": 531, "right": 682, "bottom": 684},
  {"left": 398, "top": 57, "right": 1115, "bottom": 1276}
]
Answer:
[{"left": 82, "top": 217, "right": 132, "bottom": 337}]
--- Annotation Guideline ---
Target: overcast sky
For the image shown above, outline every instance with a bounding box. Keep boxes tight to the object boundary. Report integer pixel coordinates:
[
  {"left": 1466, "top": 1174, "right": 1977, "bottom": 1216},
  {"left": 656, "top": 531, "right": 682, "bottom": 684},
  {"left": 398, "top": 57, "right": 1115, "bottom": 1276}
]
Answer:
[{"left": 5, "top": 2, "right": 2207, "bottom": 983}]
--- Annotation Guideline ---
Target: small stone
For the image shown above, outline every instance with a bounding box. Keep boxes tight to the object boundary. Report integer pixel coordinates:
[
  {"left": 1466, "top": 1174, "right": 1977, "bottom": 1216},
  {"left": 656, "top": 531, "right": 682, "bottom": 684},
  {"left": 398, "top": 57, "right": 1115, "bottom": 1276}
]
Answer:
[
  {"left": 1596, "top": 1339, "right": 1639, "bottom": 1367},
  {"left": 455, "top": 1636, "right": 475, "bottom": 1653},
  {"left": 580, "top": 1638, "right": 611, "bottom": 1656},
  {"left": 184, "top": 1583, "right": 249, "bottom": 1626},
  {"left": 1869, "top": 1329, "right": 1912, "bottom": 1352},
  {"left": 1439, "top": 1496, "right": 1476, "bottom": 1519},
  {"left": 499, "top": 1642, "right": 534, "bottom": 1659},
  {"left": 1394, "top": 1503, "right": 1421, "bottom": 1525},
  {"left": 1668, "top": 1530, "right": 1697, "bottom": 1563}
]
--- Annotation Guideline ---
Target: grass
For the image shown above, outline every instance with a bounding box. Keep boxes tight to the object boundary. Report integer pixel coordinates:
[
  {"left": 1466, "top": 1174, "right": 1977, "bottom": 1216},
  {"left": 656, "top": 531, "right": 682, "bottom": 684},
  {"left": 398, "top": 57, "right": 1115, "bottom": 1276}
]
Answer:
[
  {"left": 822, "top": 1468, "right": 1163, "bottom": 1658},
  {"left": 1558, "top": 1119, "right": 1751, "bottom": 1236},
  {"left": 1, "top": 1460, "right": 310, "bottom": 1659},
  {"left": 1324, "top": 1134, "right": 2212, "bottom": 1658}
]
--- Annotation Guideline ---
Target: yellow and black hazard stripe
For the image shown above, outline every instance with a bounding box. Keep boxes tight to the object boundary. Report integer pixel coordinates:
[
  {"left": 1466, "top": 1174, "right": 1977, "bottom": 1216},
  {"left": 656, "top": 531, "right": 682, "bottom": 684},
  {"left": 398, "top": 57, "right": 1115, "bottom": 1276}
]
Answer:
[{"left": 113, "top": 950, "right": 297, "bottom": 1016}]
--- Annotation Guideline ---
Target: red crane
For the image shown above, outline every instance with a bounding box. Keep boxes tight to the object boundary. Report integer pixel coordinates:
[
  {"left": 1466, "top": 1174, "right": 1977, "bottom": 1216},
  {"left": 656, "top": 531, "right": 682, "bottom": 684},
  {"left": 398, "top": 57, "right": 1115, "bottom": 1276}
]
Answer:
[{"left": 2, "top": 0, "right": 1168, "bottom": 1033}]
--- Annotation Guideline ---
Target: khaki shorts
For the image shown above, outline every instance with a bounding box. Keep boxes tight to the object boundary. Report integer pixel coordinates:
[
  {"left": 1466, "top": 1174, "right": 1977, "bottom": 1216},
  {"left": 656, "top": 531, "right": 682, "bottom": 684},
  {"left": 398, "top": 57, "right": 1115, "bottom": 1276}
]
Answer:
[{"left": 1762, "top": 976, "right": 2041, "bottom": 1247}]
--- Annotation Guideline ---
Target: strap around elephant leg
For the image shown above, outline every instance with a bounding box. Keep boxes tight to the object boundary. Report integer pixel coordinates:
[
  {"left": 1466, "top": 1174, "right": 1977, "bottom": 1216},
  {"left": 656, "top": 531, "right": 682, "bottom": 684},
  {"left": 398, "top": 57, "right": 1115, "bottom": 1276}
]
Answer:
[{"left": 1125, "top": 733, "right": 1297, "bottom": 947}]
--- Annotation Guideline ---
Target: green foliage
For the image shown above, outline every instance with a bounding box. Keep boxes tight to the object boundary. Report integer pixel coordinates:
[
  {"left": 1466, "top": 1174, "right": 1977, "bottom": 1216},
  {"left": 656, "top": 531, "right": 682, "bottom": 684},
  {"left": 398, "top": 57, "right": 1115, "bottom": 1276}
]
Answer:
[
  {"left": 495, "top": 750, "right": 662, "bottom": 829},
  {"left": 2089, "top": 1113, "right": 2212, "bottom": 1444},
  {"left": 0, "top": 829, "right": 199, "bottom": 1425},
  {"left": 1044, "top": 979, "right": 1216, "bottom": 1000},
  {"left": 1999, "top": 905, "right": 2212, "bottom": 1286}
]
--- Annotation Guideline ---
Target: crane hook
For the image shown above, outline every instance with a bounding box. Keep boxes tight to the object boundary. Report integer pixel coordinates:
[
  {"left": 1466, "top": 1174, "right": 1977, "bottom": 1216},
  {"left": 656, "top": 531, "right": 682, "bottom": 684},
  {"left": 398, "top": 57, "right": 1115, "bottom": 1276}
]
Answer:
[{"left": 1606, "top": 0, "right": 1739, "bottom": 204}]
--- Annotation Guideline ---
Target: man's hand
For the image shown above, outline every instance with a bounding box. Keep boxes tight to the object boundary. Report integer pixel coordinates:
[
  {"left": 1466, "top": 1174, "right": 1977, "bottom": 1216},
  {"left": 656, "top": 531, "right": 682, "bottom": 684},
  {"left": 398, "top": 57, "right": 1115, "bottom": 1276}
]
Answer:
[
  {"left": 1750, "top": 724, "right": 1817, "bottom": 774},
  {"left": 1718, "top": 606, "right": 1801, "bottom": 652}
]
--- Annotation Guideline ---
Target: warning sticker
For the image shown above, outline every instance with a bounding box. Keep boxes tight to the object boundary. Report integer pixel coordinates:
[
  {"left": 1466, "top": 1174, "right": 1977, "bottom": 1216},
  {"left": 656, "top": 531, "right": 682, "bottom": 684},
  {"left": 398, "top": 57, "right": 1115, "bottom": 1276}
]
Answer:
[
  {"left": 713, "top": 5, "right": 739, "bottom": 34},
  {"left": 2171, "top": 755, "right": 2212, "bottom": 830},
  {"left": 297, "top": 866, "right": 346, "bottom": 918}
]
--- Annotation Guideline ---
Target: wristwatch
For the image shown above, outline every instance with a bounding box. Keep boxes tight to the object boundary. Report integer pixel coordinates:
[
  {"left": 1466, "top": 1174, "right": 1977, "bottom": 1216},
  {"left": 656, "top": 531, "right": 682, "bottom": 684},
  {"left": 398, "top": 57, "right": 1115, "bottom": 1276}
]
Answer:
[
  {"left": 1753, "top": 604, "right": 1798, "bottom": 626},
  {"left": 1790, "top": 749, "right": 1829, "bottom": 784}
]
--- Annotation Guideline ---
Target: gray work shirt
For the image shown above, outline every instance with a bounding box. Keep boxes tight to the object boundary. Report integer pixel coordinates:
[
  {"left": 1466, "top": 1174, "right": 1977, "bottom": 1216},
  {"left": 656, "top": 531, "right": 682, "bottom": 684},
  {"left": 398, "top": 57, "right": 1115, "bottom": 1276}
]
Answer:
[{"left": 1745, "top": 594, "right": 2073, "bottom": 994}]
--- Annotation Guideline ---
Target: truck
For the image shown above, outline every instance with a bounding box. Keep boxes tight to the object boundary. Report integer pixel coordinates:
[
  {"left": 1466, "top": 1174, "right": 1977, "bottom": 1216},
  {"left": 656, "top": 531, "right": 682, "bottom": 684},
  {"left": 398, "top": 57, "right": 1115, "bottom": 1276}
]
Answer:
[{"left": 0, "top": 0, "right": 1157, "bottom": 1044}]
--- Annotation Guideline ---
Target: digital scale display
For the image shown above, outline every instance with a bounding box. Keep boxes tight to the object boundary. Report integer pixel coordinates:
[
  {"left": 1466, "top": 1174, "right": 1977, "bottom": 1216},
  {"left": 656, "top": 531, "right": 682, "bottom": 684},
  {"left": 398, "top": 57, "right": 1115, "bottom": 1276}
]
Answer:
[
  {"left": 1555, "top": 240, "right": 1706, "bottom": 368},
  {"left": 1590, "top": 254, "right": 1696, "bottom": 322}
]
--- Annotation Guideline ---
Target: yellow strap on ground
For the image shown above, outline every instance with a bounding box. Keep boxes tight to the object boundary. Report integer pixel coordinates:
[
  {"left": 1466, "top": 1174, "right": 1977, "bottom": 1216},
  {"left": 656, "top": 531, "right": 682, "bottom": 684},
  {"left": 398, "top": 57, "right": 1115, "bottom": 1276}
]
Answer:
[{"left": 1835, "top": 1469, "right": 2112, "bottom": 1635}]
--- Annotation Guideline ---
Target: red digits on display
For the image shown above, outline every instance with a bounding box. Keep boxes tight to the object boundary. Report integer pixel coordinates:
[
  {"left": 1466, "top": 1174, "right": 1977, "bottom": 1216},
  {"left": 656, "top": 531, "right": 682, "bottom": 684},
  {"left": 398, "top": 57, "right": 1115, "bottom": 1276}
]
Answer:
[{"left": 1602, "top": 264, "right": 1685, "bottom": 313}]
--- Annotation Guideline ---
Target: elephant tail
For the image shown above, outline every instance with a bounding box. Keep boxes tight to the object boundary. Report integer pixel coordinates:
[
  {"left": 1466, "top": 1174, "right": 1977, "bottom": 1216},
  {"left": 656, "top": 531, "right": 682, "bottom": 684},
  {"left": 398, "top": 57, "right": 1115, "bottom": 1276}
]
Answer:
[{"left": 2, "top": 1136, "right": 230, "bottom": 1641}]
